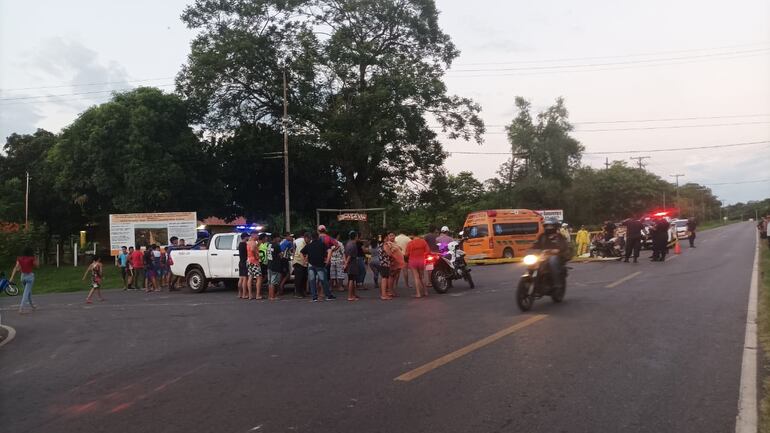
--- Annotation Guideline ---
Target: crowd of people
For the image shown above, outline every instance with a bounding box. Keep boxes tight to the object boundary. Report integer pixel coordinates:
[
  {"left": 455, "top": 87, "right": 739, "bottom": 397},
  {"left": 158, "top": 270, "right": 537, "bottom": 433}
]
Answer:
[
  {"left": 116, "top": 237, "right": 187, "bottom": 294},
  {"left": 233, "top": 225, "right": 455, "bottom": 302}
]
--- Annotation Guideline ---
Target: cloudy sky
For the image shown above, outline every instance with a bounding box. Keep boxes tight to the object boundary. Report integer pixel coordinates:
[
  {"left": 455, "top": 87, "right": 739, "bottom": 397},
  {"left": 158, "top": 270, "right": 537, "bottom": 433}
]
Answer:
[{"left": 1, "top": 0, "right": 768, "bottom": 204}]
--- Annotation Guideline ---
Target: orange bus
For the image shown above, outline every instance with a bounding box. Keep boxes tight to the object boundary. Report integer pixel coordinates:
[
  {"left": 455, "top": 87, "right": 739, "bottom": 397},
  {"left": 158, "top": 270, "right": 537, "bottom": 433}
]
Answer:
[{"left": 462, "top": 209, "right": 544, "bottom": 259}]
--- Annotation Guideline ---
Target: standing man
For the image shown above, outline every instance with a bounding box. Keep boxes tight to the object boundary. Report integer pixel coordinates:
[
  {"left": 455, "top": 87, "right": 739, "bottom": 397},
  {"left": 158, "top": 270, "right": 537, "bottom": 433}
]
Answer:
[
  {"left": 575, "top": 226, "right": 590, "bottom": 257},
  {"left": 560, "top": 224, "right": 572, "bottom": 243},
  {"left": 237, "top": 233, "right": 249, "bottom": 299},
  {"left": 686, "top": 217, "right": 698, "bottom": 248},
  {"left": 292, "top": 231, "right": 309, "bottom": 298},
  {"left": 130, "top": 245, "right": 145, "bottom": 291},
  {"left": 344, "top": 231, "right": 360, "bottom": 301},
  {"left": 278, "top": 233, "right": 294, "bottom": 295},
  {"left": 126, "top": 246, "right": 136, "bottom": 289},
  {"left": 651, "top": 218, "right": 671, "bottom": 262},
  {"left": 117, "top": 246, "right": 129, "bottom": 290},
  {"left": 267, "top": 233, "right": 282, "bottom": 300},
  {"left": 258, "top": 233, "right": 269, "bottom": 295},
  {"left": 423, "top": 226, "right": 439, "bottom": 288},
  {"left": 603, "top": 221, "right": 616, "bottom": 242},
  {"left": 166, "top": 236, "right": 181, "bottom": 291},
  {"left": 246, "top": 232, "right": 262, "bottom": 299},
  {"left": 622, "top": 218, "right": 643, "bottom": 263},
  {"left": 301, "top": 232, "right": 336, "bottom": 302}
]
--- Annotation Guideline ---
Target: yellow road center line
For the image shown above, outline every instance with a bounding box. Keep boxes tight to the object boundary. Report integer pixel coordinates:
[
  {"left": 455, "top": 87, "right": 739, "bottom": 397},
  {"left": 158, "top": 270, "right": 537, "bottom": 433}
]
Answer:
[
  {"left": 605, "top": 271, "right": 642, "bottom": 288},
  {"left": 394, "top": 314, "right": 547, "bottom": 382}
]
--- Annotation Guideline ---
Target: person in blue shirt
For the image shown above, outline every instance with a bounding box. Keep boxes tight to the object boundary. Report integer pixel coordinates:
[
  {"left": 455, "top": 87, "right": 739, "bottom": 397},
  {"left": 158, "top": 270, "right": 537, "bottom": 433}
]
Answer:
[
  {"left": 117, "top": 246, "right": 129, "bottom": 290},
  {"left": 278, "top": 233, "right": 294, "bottom": 294}
]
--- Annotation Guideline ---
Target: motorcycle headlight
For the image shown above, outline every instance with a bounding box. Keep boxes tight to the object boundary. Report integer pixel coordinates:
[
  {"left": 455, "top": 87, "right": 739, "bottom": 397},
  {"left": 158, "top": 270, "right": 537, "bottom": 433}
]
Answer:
[{"left": 523, "top": 255, "right": 538, "bottom": 266}]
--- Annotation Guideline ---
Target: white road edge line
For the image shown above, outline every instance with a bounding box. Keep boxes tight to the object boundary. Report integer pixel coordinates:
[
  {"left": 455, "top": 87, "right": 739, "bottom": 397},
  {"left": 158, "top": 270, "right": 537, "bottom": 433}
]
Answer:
[
  {"left": 735, "top": 232, "right": 759, "bottom": 433},
  {"left": 0, "top": 325, "right": 17, "bottom": 349}
]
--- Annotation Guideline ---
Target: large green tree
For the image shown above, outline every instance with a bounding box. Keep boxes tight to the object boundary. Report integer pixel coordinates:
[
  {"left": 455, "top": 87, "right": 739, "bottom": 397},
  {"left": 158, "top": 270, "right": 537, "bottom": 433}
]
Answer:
[
  {"left": 0, "top": 129, "right": 79, "bottom": 234},
  {"left": 48, "top": 87, "right": 224, "bottom": 221},
  {"left": 177, "top": 0, "right": 484, "bottom": 214}
]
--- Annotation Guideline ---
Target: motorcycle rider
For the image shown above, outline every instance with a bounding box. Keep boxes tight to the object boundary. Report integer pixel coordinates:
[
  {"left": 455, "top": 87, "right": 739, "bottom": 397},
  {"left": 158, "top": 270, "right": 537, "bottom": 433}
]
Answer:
[
  {"left": 436, "top": 226, "right": 454, "bottom": 254},
  {"left": 532, "top": 218, "right": 570, "bottom": 290}
]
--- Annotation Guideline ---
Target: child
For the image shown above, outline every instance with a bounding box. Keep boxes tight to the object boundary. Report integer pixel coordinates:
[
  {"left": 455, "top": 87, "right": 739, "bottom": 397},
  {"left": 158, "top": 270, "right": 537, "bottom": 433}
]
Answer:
[{"left": 83, "top": 257, "right": 105, "bottom": 304}]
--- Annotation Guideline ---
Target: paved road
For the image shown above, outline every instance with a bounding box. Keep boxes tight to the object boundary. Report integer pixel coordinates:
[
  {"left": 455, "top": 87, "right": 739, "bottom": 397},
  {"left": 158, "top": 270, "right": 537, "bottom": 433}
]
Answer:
[{"left": 0, "top": 222, "right": 757, "bottom": 433}]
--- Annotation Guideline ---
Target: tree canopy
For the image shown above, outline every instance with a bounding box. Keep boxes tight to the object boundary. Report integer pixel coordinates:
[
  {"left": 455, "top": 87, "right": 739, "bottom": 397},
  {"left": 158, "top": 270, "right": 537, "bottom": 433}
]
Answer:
[{"left": 177, "top": 0, "right": 484, "bottom": 210}]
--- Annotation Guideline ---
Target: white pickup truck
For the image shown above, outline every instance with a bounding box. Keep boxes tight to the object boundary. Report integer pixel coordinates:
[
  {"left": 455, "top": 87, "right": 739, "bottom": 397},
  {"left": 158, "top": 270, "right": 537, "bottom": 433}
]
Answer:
[{"left": 170, "top": 233, "right": 244, "bottom": 293}]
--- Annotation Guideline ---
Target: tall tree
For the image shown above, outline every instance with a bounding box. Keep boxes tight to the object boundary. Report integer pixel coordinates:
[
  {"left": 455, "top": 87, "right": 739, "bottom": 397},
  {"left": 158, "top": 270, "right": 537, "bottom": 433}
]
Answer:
[
  {"left": 0, "top": 129, "right": 78, "bottom": 234},
  {"left": 48, "top": 87, "right": 225, "bottom": 221},
  {"left": 504, "top": 96, "right": 583, "bottom": 185},
  {"left": 177, "top": 0, "right": 484, "bottom": 212}
]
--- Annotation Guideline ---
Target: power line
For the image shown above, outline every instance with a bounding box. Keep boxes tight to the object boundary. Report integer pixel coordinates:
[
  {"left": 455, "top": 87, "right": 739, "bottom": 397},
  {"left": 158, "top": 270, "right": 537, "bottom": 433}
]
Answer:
[
  {"left": 453, "top": 42, "right": 770, "bottom": 66},
  {"left": 0, "top": 84, "right": 176, "bottom": 101},
  {"left": 446, "top": 51, "right": 769, "bottom": 78},
  {"left": 431, "top": 113, "right": 770, "bottom": 129},
  {"left": 445, "top": 140, "right": 770, "bottom": 156},
  {"left": 473, "top": 120, "right": 770, "bottom": 134},
  {"left": 446, "top": 48, "right": 770, "bottom": 73},
  {"left": 705, "top": 179, "right": 770, "bottom": 186},
  {"left": 0, "top": 77, "right": 176, "bottom": 93}
]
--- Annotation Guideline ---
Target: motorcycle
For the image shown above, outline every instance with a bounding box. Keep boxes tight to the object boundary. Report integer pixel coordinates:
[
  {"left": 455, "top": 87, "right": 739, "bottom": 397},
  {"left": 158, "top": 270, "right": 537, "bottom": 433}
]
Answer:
[
  {"left": 429, "top": 240, "right": 475, "bottom": 294},
  {"left": 589, "top": 237, "right": 623, "bottom": 258},
  {"left": 516, "top": 250, "right": 568, "bottom": 311},
  {"left": 0, "top": 272, "right": 19, "bottom": 296}
]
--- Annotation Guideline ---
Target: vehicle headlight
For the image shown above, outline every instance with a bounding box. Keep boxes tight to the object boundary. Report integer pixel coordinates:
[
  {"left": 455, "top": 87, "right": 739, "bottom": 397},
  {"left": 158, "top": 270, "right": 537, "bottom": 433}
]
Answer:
[{"left": 523, "top": 255, "right": 538, "bottom": 266}]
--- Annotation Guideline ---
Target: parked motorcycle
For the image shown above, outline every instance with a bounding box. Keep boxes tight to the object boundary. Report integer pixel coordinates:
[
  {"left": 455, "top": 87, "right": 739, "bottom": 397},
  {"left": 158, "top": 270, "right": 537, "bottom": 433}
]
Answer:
[
  {"left": 589, "top": 237, "right": 623, "bottom": 258},
  {"left": 0, "top": 272, "right": 19, "bottom": 296},
  {"left": 516, "top": 250, "right": 567, "bottom": 311},
  {"left": 429, "top": 240, "right": 475, "bottom": 294}
]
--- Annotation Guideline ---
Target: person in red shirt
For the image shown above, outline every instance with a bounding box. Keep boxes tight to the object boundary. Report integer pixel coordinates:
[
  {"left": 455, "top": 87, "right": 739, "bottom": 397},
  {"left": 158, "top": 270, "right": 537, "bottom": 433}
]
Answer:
[
  {"left": 405, "top": 230, "right": 430, "bottom": 298},
  {"left": 10, "top": 247, "right": 38, "bottom": 314},
  {"left": 130, "top": 246, "right": 146, "bottom": 290}
]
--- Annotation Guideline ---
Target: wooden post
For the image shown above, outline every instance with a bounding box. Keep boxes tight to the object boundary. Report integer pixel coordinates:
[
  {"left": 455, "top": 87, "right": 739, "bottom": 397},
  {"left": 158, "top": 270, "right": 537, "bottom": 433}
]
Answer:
[
  {"left": 74, "top": 243, "right": 78, "bottom": 267},
  {"left": 56, "top": 243, "right": 60, "bottom": 268}
]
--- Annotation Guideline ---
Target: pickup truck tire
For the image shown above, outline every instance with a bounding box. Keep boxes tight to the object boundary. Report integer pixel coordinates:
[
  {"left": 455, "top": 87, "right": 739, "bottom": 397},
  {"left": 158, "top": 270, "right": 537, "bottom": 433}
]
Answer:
[{"left": 186, "top": 267, "right": 208, "bottom": 293}]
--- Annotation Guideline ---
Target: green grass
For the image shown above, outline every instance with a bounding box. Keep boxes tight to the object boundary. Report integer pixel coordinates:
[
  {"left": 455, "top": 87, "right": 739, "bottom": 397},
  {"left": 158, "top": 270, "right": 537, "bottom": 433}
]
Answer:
[
  {"left": 758, "top": 239, "right": 770, "bottom": 433},
  {"left": 2, "top": 264, "right": 125, "bottom": 294}
]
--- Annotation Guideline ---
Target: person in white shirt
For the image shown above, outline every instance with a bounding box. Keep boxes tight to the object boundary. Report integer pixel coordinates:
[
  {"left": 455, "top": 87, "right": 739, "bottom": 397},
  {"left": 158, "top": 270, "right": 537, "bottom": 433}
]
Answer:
[{"left": 291, "top": 231, "right": 309, "bottom": 298}]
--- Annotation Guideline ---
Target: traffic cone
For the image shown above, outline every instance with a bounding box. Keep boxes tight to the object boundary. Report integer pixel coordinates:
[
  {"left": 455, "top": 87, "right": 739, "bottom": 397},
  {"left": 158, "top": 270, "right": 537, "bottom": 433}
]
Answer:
[{"left": 674, "top": 240, "right": 681, "bottom": 255}]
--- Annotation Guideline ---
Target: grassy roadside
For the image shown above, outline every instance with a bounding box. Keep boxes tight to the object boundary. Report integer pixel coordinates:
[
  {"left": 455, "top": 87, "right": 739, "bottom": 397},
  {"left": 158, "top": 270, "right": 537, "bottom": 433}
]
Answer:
[
  {"left": 1, "top": 264, "right": 124, "bottom": 294},
  {"left": 758, "top": 239, "right": 770, "bottom": 433}
]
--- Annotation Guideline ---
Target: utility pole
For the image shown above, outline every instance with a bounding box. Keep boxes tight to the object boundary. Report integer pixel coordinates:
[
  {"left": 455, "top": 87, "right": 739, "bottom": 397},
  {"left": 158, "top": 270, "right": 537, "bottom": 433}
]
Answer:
[
  {"left": 25, "top": 171, "right": 30, "bottom": 232},
  {"left": 630, "top": 156, "right": 650, "bottom": 170},
  {"left": 604, "top": 157, "right": 610, "bottom": 170},
  {"left": 670, "top": 174, "right": 684, "bottom": 217},
  {"left": 282, "top": 69, "right": 291, "bottom": 234}
]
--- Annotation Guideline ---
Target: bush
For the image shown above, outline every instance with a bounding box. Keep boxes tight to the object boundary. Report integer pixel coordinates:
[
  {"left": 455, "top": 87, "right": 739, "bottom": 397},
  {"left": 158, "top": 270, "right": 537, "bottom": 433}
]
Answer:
[{"left": 0, "top": 224, "right": 47, "bottom": 266}]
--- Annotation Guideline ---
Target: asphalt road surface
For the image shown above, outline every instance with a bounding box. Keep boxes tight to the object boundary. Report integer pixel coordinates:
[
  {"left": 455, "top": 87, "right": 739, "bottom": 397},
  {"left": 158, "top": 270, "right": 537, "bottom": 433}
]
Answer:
[{"left": 0, "top": 222, "right": 757, "bottom": 433}]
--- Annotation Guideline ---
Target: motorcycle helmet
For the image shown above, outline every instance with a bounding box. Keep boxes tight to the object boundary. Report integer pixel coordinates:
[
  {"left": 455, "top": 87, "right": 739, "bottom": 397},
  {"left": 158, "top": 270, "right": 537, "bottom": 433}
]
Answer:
[
  {"left": 440, "top": 226, "right": 450, "bottom": 234},
  {"left": 543, "top": 217, "right": 559, "bottom": 234}
]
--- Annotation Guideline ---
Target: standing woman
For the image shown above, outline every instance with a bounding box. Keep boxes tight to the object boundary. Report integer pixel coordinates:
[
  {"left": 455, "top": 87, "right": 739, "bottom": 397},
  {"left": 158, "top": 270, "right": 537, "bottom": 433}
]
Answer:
[
  {"left": 10, "top": 247, "right": 37, "bottom": 314},
  {"left": 378, "top": 233, "right": 393, "bottom": 300},
  {"left": 405, "top": 230, "right": 430, "bottom": 298},
  {"left": 384, "top": 232, "right": 402, "bottom": 298}
]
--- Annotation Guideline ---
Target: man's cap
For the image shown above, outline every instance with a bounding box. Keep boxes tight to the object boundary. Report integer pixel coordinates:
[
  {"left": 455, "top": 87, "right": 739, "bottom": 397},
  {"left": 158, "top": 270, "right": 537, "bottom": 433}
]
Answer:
[
  {"left": 317, "top": 224, "right": 327, "bottom": 232},
  {"left": 440, "top": 226, "right": 450, "bottom": 233}
]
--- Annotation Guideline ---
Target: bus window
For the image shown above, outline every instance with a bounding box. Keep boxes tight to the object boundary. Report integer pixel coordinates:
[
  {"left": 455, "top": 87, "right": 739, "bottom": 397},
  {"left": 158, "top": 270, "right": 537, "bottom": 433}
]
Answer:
[
  {"left": 493, "top": 222, "right": 540, "bottom": 236},
  {"left": 464, "top": 224, "right": 489, "bottom": 238}
]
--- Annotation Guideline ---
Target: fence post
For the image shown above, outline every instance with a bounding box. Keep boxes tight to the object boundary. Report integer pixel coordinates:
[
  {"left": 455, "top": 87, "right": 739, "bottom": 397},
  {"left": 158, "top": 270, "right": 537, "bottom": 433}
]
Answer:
[
  {"left": 56, "top": 243, "right": 60, "bottom": 268},
  {"left": 74, "top": 243, "right": 78, "bottom": 267}
]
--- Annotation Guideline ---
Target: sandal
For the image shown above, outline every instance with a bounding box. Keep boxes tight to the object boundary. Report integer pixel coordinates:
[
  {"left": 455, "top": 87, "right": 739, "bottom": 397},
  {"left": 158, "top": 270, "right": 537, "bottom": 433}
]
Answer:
[
  {"left": 380, "top": 296, "right": 393, "bottom": 301},
  {"left": 347, "top": 297, "right": 359, "bottom": 301}
]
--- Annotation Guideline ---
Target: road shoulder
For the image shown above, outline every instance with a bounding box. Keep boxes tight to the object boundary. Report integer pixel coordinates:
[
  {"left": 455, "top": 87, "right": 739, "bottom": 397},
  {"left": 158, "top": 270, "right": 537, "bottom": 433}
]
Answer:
[{"left": 757, "top": 237, "right": 770, "bottom": 432}]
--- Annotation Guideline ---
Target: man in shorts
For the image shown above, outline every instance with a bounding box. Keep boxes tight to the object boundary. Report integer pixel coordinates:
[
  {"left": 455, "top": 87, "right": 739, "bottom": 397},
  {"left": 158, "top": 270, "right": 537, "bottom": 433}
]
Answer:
[
  {"left": 267, "top": 233, "right": 283, "bottom": 300},
  {"left": 259, "top": 233, "right": 269, "bottom": 292},
  {"left": 246, "top": 232, "right": 262, "bottom": 299},
  {"left": 130, "top": 245, "right": 146, "bottom": 291}
]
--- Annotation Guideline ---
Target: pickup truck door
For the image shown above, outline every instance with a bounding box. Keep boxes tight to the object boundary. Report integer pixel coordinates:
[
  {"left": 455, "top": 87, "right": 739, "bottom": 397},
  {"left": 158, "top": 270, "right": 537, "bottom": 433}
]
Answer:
[{"left": 210, "top": 234, "right": 239, "bottom": 278}]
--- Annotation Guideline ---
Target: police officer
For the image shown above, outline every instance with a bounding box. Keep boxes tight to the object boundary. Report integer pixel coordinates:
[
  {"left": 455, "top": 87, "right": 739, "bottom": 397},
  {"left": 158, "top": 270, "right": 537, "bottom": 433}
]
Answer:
[
  {"left": 686, "top": 217, "right": 697, "bottom": 248},
  {"left": 651, "top": 218, "right": 671, "bottom": 262},
  {"left": 532, "top": 218, "right": 571, "bottom": 289},
  {"left": 622, "top": 218, "right": 643, "bottom": 263}
]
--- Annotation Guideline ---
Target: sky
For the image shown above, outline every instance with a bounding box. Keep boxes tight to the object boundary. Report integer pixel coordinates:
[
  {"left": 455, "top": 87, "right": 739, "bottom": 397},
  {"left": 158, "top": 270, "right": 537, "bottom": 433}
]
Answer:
[{"left": 1, "top": 0, "right": 769, "bottom": 205}]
